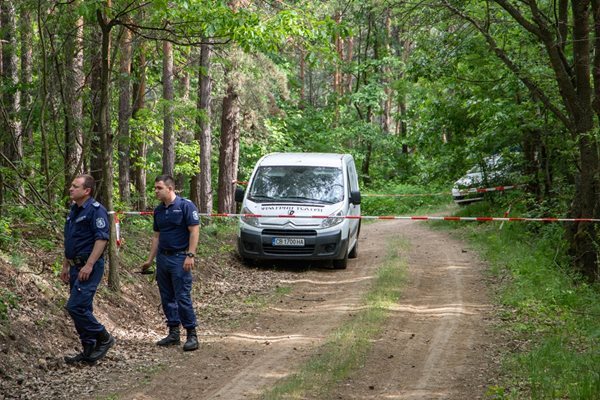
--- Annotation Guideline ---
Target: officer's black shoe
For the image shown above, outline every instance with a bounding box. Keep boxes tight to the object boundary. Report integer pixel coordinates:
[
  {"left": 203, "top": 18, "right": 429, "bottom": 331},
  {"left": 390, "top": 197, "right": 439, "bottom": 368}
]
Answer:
[
  {"left": 157, "top": 326, "right": 180, "bottom": 346},
  {"left": 88, "top": 328, "right": 115, "bottom": 362},
  {"left": 183, "top": 328, "right": 198, "bottom": 352},
  {"left": 64, "top": 342, "right": 95, "bottom": 364}
]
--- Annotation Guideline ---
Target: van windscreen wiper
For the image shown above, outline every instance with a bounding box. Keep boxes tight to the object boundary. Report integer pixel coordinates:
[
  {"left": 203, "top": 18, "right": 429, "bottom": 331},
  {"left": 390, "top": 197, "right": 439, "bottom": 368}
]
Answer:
[
  {"left": 248, "top": 194, "right": 278, "bottom": 202},
  {"left": 283, "top": 196, "right": 332, "bottom": 204}
]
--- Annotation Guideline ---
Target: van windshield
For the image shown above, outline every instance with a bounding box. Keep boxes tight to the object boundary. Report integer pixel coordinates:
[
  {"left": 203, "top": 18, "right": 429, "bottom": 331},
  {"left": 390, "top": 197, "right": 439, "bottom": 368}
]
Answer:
[{"left": 248, "top": 166, "right": 344, "bottom": 204}]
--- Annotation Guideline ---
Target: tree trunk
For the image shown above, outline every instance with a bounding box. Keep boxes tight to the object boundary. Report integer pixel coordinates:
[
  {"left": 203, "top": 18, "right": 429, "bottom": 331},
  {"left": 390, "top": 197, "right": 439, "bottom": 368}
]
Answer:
[
  {"left": 89, "top": 24, "right": 103, "bottom": 188},
  {"left": 175, "top": 51, "right": 193, "bottom": 192},
  {"left": 298, "top": 46, "right": 305, "bottom": 109},
  {"left": 162, "top": 40, "right": 175, "bottom": 177},
  {"left": 522, "top": 128, "right": 542, "bottom": 200},
  {"left": 19, "top": 5, "right": 33, "bottom": 156},
  {"left": 217, "top": 82, "right": 239, "bottom": 214},
  {"left": 333, "top": 11, "right": 343, "bottom": 125},
  {"left": 565, "top": 1, "right": 599, "bottom": 281},
  {"left": 96, "top": 6, "right": 119, "bottom": 291},
  {"left": 36, "top": 1, "right": 52, "bottom": 205},
  {"left": 362, "top": 141, "right": 372, "bottom": 186},
  {"left": 397, "top": 34, "right": 411, "bottom": 153},
  {"left": 131, "top": 42, "right": 147, "bottom": 210},
  {"left": 191, "top": 42, "right": 213, "bottom": 215},
  {"left": 1, "top": 0, "right": 24, "bottom": 201},
  {"left": 117, "top": 24, "right": 132, "bottom": 205},
  {"left": 1, "top": 4, "right": 5, "bottom": 214},
  {"left": 345, "top": 36, "right": 354, "bottom": 94},
  {"left": 382, "top": 8, "right": 392, "bottom": 134},
  {"left": 64, "top": 4, "right": 84, "bottom": 196}
]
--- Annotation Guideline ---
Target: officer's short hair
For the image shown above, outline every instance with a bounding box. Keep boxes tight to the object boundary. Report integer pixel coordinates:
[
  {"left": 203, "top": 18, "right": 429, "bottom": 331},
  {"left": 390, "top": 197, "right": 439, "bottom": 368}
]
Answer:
[
  {"left": 77, "top": 174, "right": 96, "bottom": 196},
  {"left": 155, "top": 174, "right": 175, "bottom": 189}
]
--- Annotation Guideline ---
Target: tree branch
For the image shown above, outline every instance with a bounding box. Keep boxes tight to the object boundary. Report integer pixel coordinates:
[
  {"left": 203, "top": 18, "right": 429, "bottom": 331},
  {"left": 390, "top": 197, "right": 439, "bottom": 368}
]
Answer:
[
  {"left": 494, "top": 0, "right": 542, "bottom": 37},
  {"left": 443, "top": 1, "right": 573, "bottom": 130}
]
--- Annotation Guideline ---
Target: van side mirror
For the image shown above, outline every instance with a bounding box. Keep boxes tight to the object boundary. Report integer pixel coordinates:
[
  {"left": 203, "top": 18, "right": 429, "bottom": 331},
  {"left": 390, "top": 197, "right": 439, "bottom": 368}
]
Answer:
[
  {"left": 235, "top": 187, "right": 245, "bottom": 203},
  {"left": 349, "top": 191, "right": 361, "bottom": 205}
]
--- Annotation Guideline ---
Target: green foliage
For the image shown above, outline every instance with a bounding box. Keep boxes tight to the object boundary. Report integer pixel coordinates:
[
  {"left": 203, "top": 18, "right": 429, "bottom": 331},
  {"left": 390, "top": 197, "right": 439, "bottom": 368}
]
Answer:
[
  {"left": 361, "top": 184, "right": 451, "bottom": 216},
  {"left": 0, "top": 218, "right": 11, "bottom": 247},
  {"left": 174, "top": 140, "right": 201, "bottom": 177},
  {"left": 29, "top": 238, "right": 56, "bottom": 252},
  {"left": 51, "top": 259, "right": 63, "bottom": 277},
  {"left": 130, "top": 108, "right": 163, "bottom": 170},
  {"left": 0, "top": 205, "right": 64, "bottom": 258},
  {"left": 0, "top": 288, "right": 19, "bottom": 320}
]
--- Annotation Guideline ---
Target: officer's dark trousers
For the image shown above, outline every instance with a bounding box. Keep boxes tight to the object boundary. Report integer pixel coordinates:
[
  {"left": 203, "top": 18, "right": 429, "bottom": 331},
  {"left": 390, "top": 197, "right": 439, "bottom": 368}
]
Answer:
[
  {"left": 66, "top": 259, "right": 105, "bottom": 345},
  {"left": 156, "top": 253, "right": 197, "bottom": 329}
]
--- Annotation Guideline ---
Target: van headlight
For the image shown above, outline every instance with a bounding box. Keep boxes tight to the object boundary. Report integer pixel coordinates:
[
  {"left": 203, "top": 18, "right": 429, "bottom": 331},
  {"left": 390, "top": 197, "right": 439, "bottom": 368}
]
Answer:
[
  {"left": 321, "top": 209, "right": 344, "bottom": 228},
  {"left": 241, "top": 207, "right": 260, "bottom": 227}
]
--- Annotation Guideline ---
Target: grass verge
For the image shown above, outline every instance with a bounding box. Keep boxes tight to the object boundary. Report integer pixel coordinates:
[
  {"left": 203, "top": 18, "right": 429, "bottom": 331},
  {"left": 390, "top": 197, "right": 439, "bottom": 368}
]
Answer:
[
  {"left": 260, "top": 239, "right": 407, "bottom": 400},
  {"left": 433, "top": 200, "right": 600, "bottom": 399}
]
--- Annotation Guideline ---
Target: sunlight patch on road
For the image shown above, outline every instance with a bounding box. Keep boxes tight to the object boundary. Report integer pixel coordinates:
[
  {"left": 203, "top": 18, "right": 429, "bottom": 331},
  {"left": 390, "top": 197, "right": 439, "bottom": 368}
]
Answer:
[
  {"left": 278, "top": 276, "right": 375, "bottom": 285},
  {"left": 387, "top": 303, "right": 489, "bottom": 316},
  {"left": 443, "top": 265, "right": 471, "bottom": 270},
  {"left": 381, "top": 389, "right": 451, "bottom": 399},
  {"left": 206, "top": 333, "right": 325, "bottom": 343},
  {"left": 268, "top": 304, "right": 369, "bottom": 313},
  {"left": 261, "top": 371, "right": 291, "bottom": 379}
]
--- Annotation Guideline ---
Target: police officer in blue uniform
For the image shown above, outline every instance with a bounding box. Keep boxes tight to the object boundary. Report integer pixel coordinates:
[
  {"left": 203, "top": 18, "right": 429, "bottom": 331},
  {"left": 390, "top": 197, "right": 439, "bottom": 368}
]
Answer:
[
  {"left": 61, "top": 174, "right": 115, "bottom": 364},
  {"left": 141, "top": 175, "right": 200, "bottom": 351}
]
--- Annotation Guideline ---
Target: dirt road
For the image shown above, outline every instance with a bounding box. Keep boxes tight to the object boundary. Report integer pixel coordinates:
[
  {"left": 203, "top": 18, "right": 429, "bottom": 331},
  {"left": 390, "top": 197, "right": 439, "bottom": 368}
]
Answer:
[{"left": 110, "top": 219, "right": 498, "bottom": 400}]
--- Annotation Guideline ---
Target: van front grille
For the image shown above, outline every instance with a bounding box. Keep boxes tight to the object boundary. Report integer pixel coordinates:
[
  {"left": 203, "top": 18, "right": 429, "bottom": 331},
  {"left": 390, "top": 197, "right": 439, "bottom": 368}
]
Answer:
[{"left": 262, "top": 229, "right": 317, "bottom": 236}]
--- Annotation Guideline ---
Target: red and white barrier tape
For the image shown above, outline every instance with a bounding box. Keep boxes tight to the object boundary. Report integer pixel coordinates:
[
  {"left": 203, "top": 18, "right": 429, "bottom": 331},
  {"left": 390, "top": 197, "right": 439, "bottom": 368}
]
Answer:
[
  {"left": 109, "top": 211, "right": 600, "bottom": 223},
  {"left": 362, "top": 192, "right": 448, "bottom": 197},
  {"left": 455, "top": 184, "right": 521, "bottom": 195}
]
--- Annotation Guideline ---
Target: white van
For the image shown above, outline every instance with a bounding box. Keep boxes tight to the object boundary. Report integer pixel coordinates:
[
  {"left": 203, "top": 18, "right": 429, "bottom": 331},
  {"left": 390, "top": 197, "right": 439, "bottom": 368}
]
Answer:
[{"left": 235, "top": 153, "right": 361, "bottom": 269}]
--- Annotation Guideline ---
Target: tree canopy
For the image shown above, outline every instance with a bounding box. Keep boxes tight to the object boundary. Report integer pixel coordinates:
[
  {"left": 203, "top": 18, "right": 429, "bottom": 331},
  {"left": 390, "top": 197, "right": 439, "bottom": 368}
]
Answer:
[{"left": 0, "top": 0, "right": 598, "bottom": 281}]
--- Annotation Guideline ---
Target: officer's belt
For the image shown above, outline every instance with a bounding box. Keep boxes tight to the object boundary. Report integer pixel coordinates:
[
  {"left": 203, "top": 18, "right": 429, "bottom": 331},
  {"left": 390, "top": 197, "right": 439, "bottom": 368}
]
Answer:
[
  {"left": 67, "top": 255, "right": 89, "bottom": 266},
  {"left": 159, "top": 248, "right": 187, "bottom": 256}
]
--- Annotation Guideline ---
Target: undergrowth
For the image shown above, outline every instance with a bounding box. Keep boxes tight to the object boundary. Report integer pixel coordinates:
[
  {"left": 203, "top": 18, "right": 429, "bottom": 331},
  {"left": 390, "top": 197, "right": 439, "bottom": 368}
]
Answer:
[
  {"left": 361, "top": 183, "right": 451, "bottom": 216},
  {"left": 434, "top": 199, "right": 600, "bottom": 399}
]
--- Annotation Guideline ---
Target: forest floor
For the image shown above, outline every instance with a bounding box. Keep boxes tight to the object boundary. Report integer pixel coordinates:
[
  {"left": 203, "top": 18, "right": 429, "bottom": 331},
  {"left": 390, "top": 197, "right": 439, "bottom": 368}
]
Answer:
[{"left": 0, "top": 218, "right": 503, "bottom": 399}]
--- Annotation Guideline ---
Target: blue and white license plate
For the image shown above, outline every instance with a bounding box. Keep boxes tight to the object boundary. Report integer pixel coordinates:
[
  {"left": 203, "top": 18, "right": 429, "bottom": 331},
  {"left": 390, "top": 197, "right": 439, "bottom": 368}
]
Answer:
[{"left": 272, "top": 237, "right": 305, "bottom": 246}]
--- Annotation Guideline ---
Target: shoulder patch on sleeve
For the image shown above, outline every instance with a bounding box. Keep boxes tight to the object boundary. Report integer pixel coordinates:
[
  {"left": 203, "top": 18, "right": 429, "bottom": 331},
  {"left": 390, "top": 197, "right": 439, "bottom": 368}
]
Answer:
[{"left": 92, "top": 201, "right": 100, "bottom": 208}]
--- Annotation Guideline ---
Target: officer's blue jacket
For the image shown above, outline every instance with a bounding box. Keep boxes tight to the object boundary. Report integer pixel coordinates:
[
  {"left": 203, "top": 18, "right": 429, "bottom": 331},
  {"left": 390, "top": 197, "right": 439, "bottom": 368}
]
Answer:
[
  {"left": 153, "top": 196, "right": 199, "bottom": 251},
  {"left": 64, "top": 197, "right": 110, "bottom": 259}
]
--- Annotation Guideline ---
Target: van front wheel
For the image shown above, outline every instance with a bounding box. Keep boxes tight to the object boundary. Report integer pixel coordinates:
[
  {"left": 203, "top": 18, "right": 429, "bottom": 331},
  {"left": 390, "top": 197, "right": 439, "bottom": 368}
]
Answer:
[
  {"left": 348, "top": 241, "right": 358, "bottom": 259},
  {"left": 333, "top": 254, "right": 348, "bottom": 269}
]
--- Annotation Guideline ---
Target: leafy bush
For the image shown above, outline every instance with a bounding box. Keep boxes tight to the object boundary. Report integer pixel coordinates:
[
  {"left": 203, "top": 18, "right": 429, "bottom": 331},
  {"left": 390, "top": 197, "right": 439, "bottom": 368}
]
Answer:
[
  {"left": 0, "top": 217, "right": 11, "bottom": 247},
  {"left": 0, "top": 288, "right": 19, "bottom": 320}
]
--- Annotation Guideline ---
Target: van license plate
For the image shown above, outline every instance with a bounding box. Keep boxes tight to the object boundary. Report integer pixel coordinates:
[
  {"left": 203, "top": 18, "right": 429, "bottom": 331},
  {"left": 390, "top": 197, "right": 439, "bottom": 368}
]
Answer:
[{"left": 272, "top": 238, "right": 305, "bottom": 246}]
